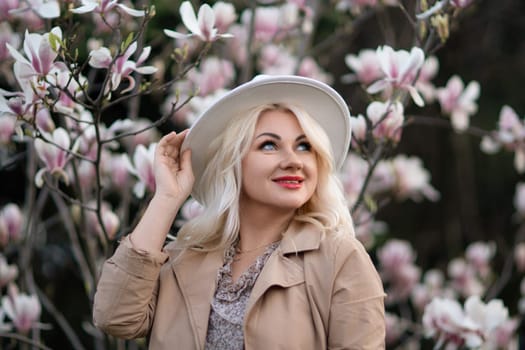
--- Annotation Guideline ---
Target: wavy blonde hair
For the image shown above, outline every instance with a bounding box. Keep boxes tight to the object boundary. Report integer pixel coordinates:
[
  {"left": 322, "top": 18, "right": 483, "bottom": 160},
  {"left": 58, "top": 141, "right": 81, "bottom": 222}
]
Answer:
[{"left": 176, "top": 103, "right": 354, "bottom": 251}]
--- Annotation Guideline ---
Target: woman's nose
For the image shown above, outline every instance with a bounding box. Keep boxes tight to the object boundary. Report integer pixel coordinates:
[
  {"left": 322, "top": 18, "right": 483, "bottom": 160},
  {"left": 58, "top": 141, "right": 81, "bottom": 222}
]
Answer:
[{"left": 279, "top": 149, "right": 303, "bottom": 170}]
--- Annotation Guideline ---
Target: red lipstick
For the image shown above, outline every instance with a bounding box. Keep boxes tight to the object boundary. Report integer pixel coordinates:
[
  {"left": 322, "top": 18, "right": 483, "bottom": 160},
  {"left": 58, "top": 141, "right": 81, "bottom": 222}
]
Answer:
[{"left": 273, "top": 176, "right": 304, "bottom": 189}]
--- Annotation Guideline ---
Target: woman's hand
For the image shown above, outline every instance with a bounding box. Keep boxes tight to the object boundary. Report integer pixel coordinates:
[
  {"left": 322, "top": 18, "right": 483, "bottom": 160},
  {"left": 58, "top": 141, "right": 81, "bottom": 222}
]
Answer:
[{"left": 153, "top": 130, "right": 194, "bottom": 202}]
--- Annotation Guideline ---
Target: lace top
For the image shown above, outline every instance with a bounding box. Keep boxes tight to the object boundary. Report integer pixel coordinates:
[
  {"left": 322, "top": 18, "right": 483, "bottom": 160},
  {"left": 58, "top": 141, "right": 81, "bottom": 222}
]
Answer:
[{"left": 204, "top": 241, "right": 280, "bottom": 349}]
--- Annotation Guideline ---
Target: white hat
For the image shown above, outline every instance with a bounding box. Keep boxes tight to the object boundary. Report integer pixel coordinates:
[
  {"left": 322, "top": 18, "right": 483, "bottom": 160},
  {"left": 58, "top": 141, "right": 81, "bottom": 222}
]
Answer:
[{"left": 181, "top": 75, "right": 351, "bottom": 200}]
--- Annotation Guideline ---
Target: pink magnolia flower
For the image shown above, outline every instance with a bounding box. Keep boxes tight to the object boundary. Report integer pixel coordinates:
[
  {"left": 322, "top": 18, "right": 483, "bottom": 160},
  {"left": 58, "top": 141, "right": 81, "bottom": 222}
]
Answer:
[
  {"left": 6, "top": 26, "right": 63, "bottom": 79},
  {"left": 411, "top": 269, "right": 446, "bottom": 311},
  {"left": 34, "top": 127, "right": 77, "bottom": 187},
  {"left": 391, "top": 155, "right": 440, "bottom": 202},
  {"left": 297, "top": 57, "right": 332, "bottom": 84},
  {"left": 278, "top": 3, "right": 302, "bottom": 33},
  {"left": 176, "top": 198, "right": 205, "bottom": 226},
  {"left": 75, "top": 124, "right": 101, "bottom": 161},
  {"left": 212, "top": 2, "right": 237, "bottom": 34},
  {"left": 451, "top": 0, "right": 475, "bottom": 8},
  {"left": 481, "top": 318, "right": 519, "bottom": 350},
  {"left": 416, "top": 56, "right": 439, "bottom": 103},
  {"left": 497, "top": 105, "right": 525, "bottom": 144},
  {"left": 224, "top": 24, "right": 248, "bottom": 65},
  {"left": 108, "top": 118, "right": 160, "bottom": 151},
  {"left": 480, "top": 106, "right": 525, "bottom": 173},
  {"left": 349, "top": 114, "right": 367, "bottom": 146},
  {"left": 378, "top": 239, "right": 417, "bottom": 269},
  {"left": 0, "top": 115, "right": 16, "bottom": 144},
  {"left": 49, "top": 69, "right": 87, "bottom": 116},
  {"left": 422, "top": 297, "right": 483, "bottom": 349},
  {"left": 368, "top": 46, "right": 426, "bottom": 107},
  {"left": 13, "top": 10, "right": 44, "bottom": 30},
  {"left": 86, "top": 201, "right": 120, "bottom": 240},
  {"left": 0, "top": 0, "right": 19, "bottom": 21},
  {"left": 0, "top": 22, "right": 21, "bottom": 61},
  {"left": 437, "top": 75, "right": 480, "bottom": 132},
  {"left": 344, "top": 49, "right": 383, "bottom": 85},
  {"left": 258, "top": 44, "right": 297, "bottom": 75},
  {"left": 184, "top": 89, "right": 229, "bottom": 126},
  {"left": 465, "top": 241, "right": 495, "bottom": 278},
  {"left": 125, "top": 143, "right": 156, "bottom": 198},
  {"left": 378, "top": 239, "right": 421, "bottom": 302},
  {"left": 106, "top": 153, "right": 131, "bottom": 189},
  {"left": 0, "top": 90, "right": 34, "bottom": 123},
  {"left": 367, "top": 160, "right": 397, "bottom": 194},
  {"left": 89, "top": 41, "right": 157, "bottom": 93},
  {"left": 391, "top": 264, "right": 421, "bottom": 302},
  {"left": 164, "top": 1, "right": 233, "bottom": 42},
  {"left": 187, "top": 56, "right": 235, "bottom": 96},
  {"left": 366, "top": 101, "right": 405, "bottom": 143},
  {"left": 385, "top": 312, "right": 404, "bottom": 345},
  {"left": 71, "top": 0, "right": 145, "bottom": 17},
  {"left": 35, "top": 108, "right": 55, "bottom": 133},
  {"left": 2, "top": 284, "right": 41, "bottom": 334},
  {"left": 0, "top": 255, "right": 18, "bottom": 288},
  {"left": 0, "top": 203, "right": 24, "bottom": 244},
  {"left": 241, "top": 6, "right": 281, "bottom": 43},
  {"left": 72, "top": 159, "right": 97, "bottom": 190},
  {"left": 339, "top": 153, "right": 369, "bottom": 206},
  {"left": 351, "top": 209, "right": 386, "bottom": 249},
  {"left": 26, "top": 0, "right": 60, "bottom": 18},
  {"left": 448, "top": 258, "right": 484, "bottom": 297},
  {"left": 7, "top": 0, "right": 59, "bottom": 19},
  {"left": 464, "top": 295, "right": 509, "bottom": 341}
]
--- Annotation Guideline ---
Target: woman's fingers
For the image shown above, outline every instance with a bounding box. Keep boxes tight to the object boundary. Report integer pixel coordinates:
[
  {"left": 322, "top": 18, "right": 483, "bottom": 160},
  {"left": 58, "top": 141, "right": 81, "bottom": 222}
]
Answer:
[
  {"left": 157, "top": 130, "right": 189, "bottom": 160},
  {"left": 179, "top": 148, "right": 193, "bottom": 174}
]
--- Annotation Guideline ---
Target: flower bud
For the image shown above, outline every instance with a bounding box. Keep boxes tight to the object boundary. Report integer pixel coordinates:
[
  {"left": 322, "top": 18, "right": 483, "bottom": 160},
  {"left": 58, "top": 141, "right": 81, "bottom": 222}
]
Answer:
[{"left": 431, "top": 14, "right": 449, "bottom": 43}]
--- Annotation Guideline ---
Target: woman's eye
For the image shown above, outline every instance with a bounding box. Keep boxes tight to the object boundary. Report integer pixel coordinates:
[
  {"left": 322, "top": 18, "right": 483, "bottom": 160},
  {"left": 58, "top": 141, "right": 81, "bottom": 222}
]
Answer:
[
  {"left": 297, "top": 142, "right": 312, "bottom": 151},
  {"left": 259, "top": 141, "right": 277, "bottom": 151}
]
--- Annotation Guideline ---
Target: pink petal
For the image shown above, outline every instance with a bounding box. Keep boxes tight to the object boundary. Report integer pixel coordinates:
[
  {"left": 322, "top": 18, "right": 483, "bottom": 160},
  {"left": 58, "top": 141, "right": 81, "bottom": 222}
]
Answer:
[{"left": 179, "top": 1, "right": 200, "bottom": 36}]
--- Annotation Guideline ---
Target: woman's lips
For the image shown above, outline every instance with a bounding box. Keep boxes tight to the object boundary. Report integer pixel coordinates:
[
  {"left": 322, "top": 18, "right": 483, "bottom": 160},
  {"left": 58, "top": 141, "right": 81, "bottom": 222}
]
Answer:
[{"left": 273, "top": 176, "right": 304, "bottom": 189}]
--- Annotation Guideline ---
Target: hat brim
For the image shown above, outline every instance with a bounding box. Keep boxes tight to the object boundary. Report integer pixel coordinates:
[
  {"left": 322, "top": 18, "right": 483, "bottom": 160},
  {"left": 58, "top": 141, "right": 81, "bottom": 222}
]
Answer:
[{"left": 181, "top": 75, "right": 351, "bottom": 201}]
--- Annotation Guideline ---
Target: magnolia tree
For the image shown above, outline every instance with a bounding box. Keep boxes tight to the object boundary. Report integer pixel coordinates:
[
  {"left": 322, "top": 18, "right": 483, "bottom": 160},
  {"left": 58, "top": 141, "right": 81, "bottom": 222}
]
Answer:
[{"left": 0, "top": 0, "right": 523, "bottom": 349}]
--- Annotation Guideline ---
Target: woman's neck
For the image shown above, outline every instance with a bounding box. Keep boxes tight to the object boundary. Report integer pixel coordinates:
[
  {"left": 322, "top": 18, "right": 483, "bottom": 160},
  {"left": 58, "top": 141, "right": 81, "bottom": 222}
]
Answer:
[{"left": 237, "top": 207, "right": 294, "bottom": 250}]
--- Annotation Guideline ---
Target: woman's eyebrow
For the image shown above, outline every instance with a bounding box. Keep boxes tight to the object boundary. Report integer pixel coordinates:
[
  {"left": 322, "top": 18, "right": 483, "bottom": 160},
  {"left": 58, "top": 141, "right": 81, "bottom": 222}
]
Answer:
[
  {"left": 255, "top": 133, "right": 307, "bottom": 141},
  {"left": 255, "top": 132, "right": 280, "bottom": 139}
]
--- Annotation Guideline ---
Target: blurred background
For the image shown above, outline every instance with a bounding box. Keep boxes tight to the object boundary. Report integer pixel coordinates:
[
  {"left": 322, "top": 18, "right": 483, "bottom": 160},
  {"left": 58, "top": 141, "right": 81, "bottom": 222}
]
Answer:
[{"left": 1, "top": 0, "right": 525, "bottom": 348}]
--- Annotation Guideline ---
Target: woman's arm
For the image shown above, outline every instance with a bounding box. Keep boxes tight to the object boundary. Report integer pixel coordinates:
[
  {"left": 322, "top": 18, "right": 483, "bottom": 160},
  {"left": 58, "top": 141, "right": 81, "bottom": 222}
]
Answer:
[
  {"left": 93, "top": 130, "right": 194, "bottom": 338},
  {"left": 130, "top": 130, "right": 194, "bottom": 253},
  {"left": 93, "top": 236, "right": 167, "bottom": 338},
  {"left": 328, "top": 238, "right": 386, "bottom": 350}
]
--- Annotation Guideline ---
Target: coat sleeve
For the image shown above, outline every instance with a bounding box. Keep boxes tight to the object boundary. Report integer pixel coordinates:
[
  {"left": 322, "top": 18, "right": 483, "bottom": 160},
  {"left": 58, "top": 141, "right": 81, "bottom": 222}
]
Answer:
[
  {"left": 93, "top": 236, "right": 169, "bottom": 339},
  {"left": 328, "top": 237, "right": 386, "bottom": 350}
]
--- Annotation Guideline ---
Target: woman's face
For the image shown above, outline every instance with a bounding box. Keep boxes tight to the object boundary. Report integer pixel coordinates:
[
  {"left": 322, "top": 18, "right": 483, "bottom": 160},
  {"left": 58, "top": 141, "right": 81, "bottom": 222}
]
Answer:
[{"left": 239, "top": 109, "right": 318, "bottom": 213}]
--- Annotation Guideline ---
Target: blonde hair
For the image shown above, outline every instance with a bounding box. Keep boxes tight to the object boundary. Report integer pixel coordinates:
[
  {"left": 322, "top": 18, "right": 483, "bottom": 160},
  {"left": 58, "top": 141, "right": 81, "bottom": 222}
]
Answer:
[{"left": 176, "top": 103, "right": 354, "bottom": 251}]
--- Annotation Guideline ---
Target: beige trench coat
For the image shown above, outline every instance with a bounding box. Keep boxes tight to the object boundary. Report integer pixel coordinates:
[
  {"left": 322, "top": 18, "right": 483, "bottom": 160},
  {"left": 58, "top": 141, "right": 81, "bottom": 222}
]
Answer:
[{"left": 93, "top": 223, "right": 386, "bottom": 349}]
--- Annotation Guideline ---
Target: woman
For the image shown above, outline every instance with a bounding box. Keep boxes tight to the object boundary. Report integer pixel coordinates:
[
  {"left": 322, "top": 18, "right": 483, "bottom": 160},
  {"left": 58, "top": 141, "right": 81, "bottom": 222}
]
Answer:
[{"left": 93, "top": 75, "right": 386, "bottom": 349}]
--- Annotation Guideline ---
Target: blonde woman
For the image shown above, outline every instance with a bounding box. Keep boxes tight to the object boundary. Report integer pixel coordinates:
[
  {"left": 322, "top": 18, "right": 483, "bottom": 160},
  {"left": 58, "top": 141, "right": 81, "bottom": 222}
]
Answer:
[{"left": 93, "top": 75, "right": 386, "bottom": 349}]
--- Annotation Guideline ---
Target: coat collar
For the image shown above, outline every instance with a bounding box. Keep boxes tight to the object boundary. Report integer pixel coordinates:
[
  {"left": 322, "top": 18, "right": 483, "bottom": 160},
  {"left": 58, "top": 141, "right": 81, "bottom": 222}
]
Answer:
[
  {"left": 245, "top": 222, "right": 323, "bottom": 318},
  {"left": 279, "top": 221, "right": 323, "bottom": 255},
  {"left": 170, "top": 222, "right": 324, "bottom": 349},
  {"left": 171, "top": 248, "right": 223, "bottom": 350}
]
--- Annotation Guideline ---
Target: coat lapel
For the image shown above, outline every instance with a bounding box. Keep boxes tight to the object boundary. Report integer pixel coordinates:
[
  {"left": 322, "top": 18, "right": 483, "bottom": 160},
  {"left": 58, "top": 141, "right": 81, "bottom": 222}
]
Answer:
[
  {"left": 171, "top": 248, "right": 223, "bottom": 350},
  {"left": 245, "top": 223, "right": 323, "bottom": 316}
]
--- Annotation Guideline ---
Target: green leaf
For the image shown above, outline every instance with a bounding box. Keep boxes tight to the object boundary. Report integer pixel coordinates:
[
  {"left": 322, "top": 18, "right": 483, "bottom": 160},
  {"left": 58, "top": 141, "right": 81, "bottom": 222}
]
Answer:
[
  {"left": 121, "top": 32, "right": 134, "bottom": 52},
  {"left": 48, "top": 32, "right": 62, "bottom": 51}
]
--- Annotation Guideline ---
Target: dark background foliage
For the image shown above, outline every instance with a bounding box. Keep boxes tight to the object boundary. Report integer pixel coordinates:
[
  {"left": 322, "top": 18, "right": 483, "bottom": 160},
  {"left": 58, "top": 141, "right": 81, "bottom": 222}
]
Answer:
[{"left": 1, "top": 0, "right": 525, "bottom": 348}]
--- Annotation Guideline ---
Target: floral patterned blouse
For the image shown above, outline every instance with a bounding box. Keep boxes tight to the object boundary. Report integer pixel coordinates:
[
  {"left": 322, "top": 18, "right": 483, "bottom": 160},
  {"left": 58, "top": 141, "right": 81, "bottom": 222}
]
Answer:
[{"left": 204, "top": 241, "right": 280, "bottom": 349}]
